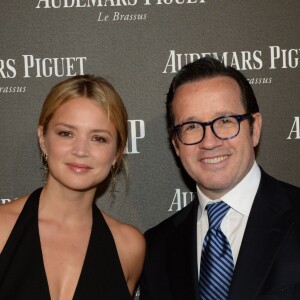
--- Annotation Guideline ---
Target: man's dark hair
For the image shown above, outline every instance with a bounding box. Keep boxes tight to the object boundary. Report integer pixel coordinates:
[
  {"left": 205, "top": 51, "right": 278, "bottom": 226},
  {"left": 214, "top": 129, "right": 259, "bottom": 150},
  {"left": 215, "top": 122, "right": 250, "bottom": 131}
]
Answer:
[{"left": 166, "top": 57, "right": 259, "bottom": 129}]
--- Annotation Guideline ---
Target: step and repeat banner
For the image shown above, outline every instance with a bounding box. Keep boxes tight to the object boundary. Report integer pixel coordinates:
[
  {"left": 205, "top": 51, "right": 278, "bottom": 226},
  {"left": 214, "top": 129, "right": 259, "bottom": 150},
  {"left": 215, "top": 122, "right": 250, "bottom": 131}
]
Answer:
[{"left": 1, "top": 1, "right": 299, "bottom": 298}]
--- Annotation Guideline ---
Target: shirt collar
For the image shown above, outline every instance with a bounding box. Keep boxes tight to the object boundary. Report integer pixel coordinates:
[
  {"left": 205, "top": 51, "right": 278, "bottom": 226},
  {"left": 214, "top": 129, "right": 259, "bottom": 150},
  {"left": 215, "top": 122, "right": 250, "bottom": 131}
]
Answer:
[{"left": 197, "top": 161, "right": 261, "bottom": 218}]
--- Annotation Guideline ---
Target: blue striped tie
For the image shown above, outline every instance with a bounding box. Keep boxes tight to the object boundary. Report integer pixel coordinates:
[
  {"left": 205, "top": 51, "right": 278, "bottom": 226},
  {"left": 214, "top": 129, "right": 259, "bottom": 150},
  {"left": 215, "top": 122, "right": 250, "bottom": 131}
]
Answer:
[{"left": 199, "top": 201, "right": 234, "bottom": 300}]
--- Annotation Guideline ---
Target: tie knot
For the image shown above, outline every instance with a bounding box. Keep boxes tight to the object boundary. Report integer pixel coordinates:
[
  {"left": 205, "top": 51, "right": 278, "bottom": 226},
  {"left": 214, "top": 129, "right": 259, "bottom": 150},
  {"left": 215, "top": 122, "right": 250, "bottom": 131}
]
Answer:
[{"left": 206, "top": 201, "right": 230, "bottom": 229}]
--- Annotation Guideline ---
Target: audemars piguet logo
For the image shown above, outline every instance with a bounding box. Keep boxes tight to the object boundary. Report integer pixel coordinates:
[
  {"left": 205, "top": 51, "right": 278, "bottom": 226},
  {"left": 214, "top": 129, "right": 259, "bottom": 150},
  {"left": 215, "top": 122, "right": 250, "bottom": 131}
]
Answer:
[
  {"left": 35, "top": 0, "right": 206, "bottom": 23},
  {"left": 168, "top": 189, "right": 195, "bottom": 212},
  {"left": 125, "top": 120, "right": 145, "bottom": 154},
  {"left": 0, "top": 55, "right": 86, "bottom": 79},
  {"left": 287, "top": 117, "right": 300, "bottom": 140},
  {"left": 163, "top": 46, "right": 300, "bottom": 85},
  {"left": 163, "top": 46, "right": 300, "bottom": 73},
  {"left": 35, "top": 0, "right": 206, "bottom": 8},
  {"left": 0, "top": 55, "right": 87, "bottom": 93}
]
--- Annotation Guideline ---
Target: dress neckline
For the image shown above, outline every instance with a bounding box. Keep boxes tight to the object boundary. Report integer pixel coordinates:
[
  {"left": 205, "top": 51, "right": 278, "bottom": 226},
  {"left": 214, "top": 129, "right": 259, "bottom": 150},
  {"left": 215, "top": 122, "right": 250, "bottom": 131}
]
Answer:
[{"left": 35, "top": 189, "right": 94, "bottom": 299}]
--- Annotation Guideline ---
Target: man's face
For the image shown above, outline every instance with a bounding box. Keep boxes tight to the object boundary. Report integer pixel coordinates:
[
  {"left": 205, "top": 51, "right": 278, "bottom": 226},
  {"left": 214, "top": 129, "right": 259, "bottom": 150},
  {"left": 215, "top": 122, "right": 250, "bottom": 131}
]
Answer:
[{"left": 171, "top": 76, "right": 262, "bottom": 199}]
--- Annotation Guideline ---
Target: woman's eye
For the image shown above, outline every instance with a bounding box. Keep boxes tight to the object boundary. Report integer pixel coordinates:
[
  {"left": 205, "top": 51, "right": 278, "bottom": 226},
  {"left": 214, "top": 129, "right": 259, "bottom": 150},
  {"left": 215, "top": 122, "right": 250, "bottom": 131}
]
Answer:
[
  {"left": 58, "top": 131, "right": 72, "bottom": 137},
  {"left": 92, "top": 136, "right": 107, "bottom": 143}
]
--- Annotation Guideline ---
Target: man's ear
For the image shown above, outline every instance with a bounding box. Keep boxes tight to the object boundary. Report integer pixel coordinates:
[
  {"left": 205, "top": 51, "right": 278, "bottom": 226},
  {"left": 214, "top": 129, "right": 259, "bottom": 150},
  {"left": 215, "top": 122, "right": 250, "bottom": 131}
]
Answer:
[
  {"left": 37, "top": 126, "right": 47, "bottom": 153},
  {"left": 252, "top": 112, "right": 262, "bottom": 147},
  {"left": 172, "top": 137, "right": 180, "bottom": 157}
]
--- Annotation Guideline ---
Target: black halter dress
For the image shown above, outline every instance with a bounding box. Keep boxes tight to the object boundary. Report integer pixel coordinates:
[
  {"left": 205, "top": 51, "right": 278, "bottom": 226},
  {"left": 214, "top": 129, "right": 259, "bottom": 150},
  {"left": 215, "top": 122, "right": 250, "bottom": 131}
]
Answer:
[{"left": 0, "top": 188, "right": 132, "bottom": 300}]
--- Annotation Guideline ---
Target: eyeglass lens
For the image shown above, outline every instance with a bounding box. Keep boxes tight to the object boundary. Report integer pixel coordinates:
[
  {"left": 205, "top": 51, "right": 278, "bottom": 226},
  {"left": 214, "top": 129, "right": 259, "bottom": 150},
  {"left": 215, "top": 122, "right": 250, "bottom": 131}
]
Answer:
[{"left": 178, "top": 116, "right": 240, "bottom": 144}]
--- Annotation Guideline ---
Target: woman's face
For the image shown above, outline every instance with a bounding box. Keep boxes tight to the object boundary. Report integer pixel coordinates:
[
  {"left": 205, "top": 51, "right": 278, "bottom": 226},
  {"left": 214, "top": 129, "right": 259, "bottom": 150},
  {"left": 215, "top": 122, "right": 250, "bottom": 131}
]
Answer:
[{"left": 38, "top": 97, "right": 118, "bottom": 192}]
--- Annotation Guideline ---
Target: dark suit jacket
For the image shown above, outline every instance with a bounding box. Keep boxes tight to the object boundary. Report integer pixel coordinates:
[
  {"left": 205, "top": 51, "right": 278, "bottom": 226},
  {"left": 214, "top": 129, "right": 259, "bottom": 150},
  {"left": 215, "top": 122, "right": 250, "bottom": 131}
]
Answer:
[{"left": 140, "top": 170, "right": 300, "bottom": 300}]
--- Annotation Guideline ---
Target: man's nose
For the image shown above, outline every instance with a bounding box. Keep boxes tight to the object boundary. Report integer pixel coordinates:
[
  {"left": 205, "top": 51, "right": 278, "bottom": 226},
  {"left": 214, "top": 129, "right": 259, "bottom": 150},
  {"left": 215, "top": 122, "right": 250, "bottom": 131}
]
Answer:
[{"left": 199, "top": 126, "right": 223, "bottom": 149}]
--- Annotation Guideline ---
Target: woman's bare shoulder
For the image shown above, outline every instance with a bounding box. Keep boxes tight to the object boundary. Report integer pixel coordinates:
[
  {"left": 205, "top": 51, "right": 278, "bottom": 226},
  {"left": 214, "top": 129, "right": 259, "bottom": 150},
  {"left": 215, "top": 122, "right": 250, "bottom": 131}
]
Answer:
[
  {"left": 102, "top": 211, "right": 145, "bottom": 248},
  {"left": 101, "top": 211, "right": 146, "bottom": 294},
  {"left": 0, "top": 195, "right": 28, "bottom": 215},
  {"left": 0, "top": 195, "right": 29, "bottom": 252}
]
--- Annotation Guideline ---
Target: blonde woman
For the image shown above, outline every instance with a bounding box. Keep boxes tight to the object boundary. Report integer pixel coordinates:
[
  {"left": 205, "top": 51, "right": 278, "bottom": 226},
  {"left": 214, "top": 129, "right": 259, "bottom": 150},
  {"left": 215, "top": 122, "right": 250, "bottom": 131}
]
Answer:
[{"left": 0, "top": 75, "right": 145, "bottom": 300}]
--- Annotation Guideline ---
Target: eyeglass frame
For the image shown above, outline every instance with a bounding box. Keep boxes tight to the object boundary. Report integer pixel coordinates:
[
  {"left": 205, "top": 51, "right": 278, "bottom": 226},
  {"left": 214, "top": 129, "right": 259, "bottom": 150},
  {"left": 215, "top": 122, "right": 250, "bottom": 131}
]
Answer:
[{"left": 171, "top": 113, "right": 254, "bottom": 145}]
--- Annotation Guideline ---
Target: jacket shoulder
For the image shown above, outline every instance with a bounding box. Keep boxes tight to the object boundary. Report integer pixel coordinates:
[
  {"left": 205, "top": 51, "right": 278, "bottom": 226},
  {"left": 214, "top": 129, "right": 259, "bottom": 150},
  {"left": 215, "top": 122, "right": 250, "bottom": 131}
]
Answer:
[
  {"left": 260, "top": 169, "right": 300, "bottom": 208},
  {"left": 144, "top": 199, "right": 198, "bottom": 242}
]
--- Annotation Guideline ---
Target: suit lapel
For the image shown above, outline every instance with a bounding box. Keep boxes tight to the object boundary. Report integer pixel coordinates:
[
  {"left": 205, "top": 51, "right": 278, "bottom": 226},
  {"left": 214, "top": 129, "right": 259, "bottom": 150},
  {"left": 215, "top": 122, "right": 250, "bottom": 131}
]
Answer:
[
  {"left": 228, "top": 171, "right": 295, "bottom": 300},
  {"left": 166, "top": 199, "right": 200, "bottom": 300}
]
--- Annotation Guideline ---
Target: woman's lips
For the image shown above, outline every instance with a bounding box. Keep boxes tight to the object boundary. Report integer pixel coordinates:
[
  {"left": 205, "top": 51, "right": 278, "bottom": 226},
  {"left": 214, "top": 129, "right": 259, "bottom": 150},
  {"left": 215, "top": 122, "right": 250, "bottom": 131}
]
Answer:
[{"left": 67, "top": 163, "right": 92, "bottom": 173}]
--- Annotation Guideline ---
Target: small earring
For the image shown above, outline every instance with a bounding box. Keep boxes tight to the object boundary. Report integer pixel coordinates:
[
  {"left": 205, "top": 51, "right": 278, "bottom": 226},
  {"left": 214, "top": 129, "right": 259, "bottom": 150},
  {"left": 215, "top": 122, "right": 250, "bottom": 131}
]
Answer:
[{"left": 42, "top": 152, "right": 48, "bottom": 183}]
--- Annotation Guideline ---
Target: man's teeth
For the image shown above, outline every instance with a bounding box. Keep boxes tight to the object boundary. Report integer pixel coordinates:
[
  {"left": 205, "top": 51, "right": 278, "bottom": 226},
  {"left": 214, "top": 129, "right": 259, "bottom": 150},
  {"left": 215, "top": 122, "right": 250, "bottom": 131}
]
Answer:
[{"left": 203, "top": 156, "right": 228, "bottom": 164}]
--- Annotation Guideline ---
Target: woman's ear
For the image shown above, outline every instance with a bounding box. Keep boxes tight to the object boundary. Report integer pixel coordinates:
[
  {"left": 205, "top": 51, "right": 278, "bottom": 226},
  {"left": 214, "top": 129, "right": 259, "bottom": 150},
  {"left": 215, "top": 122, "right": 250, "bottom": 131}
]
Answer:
[{"left": 37, "top": 126, "right": 47, "bottom": 153}]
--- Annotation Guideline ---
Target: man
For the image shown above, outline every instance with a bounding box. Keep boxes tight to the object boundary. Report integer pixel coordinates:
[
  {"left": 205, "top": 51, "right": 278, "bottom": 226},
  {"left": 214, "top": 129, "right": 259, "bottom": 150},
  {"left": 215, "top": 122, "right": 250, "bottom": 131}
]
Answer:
[{"left": 140, "top": 57, "right": 300, "bottom": 300}]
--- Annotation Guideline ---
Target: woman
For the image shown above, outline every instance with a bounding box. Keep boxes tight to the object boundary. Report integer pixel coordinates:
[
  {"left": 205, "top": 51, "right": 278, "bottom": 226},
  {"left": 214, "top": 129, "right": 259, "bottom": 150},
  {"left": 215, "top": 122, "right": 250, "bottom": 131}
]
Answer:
[{"left": 0, "top": 75, "right": 145, "bottom": 299}]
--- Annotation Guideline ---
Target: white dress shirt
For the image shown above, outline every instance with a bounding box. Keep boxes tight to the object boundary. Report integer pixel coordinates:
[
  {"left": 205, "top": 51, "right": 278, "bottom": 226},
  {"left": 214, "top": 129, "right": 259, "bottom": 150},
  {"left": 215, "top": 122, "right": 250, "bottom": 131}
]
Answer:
[{"left": 196, "top": 161, "right": 261, "bottom": 277}]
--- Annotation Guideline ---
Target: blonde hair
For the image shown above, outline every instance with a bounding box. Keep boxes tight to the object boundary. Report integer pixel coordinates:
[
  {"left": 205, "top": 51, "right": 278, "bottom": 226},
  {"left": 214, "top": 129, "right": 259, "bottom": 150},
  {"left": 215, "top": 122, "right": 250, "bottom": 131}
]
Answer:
[{"left": 39, "top": 75, "right": 128, "bottom": 169}]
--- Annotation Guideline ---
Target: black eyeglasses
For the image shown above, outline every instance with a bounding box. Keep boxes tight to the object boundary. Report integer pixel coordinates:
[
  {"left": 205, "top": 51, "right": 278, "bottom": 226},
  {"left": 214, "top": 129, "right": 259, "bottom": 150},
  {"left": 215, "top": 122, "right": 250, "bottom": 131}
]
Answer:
[{"left": 171, "top": 113, "right": 253, "bottom": 145}]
